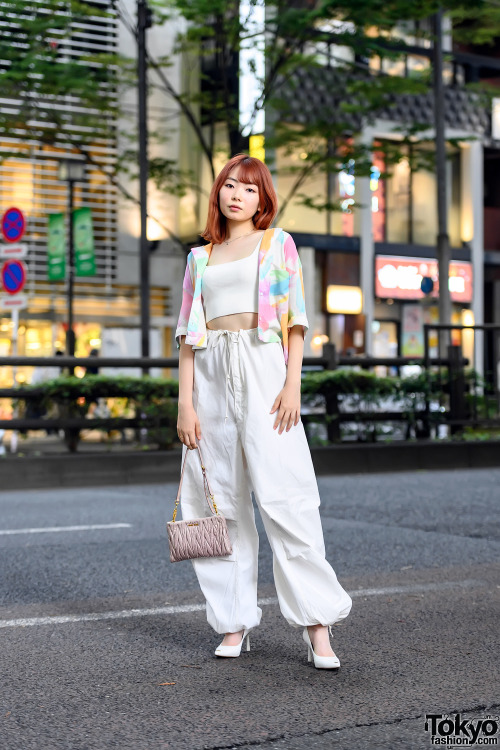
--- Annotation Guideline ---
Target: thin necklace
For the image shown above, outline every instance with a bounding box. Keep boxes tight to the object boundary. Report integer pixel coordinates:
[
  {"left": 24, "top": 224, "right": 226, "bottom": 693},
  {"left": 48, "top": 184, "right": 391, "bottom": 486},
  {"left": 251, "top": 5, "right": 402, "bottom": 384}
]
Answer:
[{"left": 223, "top": 229, "right": 257, "bottom": 246}]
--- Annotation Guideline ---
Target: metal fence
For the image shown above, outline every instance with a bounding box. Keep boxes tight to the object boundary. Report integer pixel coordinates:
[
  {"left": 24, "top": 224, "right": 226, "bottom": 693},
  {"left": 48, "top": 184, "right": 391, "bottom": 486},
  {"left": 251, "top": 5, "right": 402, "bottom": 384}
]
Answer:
[{"left": 0, "top": 330, "right": 499, "bottom": 451}]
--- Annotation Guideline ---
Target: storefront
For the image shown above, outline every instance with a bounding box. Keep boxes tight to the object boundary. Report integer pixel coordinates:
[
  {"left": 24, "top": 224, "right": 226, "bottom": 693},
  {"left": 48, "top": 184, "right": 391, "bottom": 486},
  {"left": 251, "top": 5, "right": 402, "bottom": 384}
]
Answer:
[
  {"left": 373, "top": 254, "right": 474, "bottom": 360},
  {"left": 0, "top": 283, "right": 173, "bottom": 388}
]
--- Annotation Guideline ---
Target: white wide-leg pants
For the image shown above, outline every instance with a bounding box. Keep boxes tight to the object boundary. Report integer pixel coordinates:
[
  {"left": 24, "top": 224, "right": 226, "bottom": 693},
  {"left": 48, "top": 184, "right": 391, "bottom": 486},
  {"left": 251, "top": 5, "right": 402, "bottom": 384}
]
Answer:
[{"left": 178, "top": 327, "right": 352, "bottom": 634}]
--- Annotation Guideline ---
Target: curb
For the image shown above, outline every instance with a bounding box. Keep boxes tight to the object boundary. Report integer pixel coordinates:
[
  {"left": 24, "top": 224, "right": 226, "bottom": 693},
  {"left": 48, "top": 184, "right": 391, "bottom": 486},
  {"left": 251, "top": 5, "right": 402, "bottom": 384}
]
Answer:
[{"left": 1, "top": 441, "right": 499, "bottom": 490}]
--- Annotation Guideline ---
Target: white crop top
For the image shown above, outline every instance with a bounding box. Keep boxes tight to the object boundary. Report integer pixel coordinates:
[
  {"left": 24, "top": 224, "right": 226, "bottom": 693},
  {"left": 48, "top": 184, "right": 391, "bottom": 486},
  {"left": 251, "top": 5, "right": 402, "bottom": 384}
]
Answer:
[{"left": 201, "top": 238, "right": 261, "bottom": 323}]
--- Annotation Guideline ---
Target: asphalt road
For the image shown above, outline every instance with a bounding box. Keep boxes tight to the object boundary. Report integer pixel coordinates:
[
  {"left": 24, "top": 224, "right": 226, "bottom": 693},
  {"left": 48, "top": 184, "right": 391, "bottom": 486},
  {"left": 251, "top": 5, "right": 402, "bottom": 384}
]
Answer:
[{"left": 0, "top": 467, "right": 499, "bottom": 750}]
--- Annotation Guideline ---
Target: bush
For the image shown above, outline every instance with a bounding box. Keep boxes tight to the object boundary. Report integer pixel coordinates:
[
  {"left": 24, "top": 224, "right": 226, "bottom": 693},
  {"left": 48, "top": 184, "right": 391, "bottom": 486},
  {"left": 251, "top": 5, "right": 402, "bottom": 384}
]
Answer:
[{"left": 12, "top": 375, "right": 180, "bottom": 452}]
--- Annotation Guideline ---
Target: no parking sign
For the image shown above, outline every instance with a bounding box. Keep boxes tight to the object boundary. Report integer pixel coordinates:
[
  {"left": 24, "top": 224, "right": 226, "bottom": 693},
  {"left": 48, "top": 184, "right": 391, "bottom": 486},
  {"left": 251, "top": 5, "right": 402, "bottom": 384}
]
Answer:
[
  {"left": 1, "top": 259, "right": 27, "bottom": 294},
  {"left": 0, "top": 259, "right": 28, "bottom": 310},
  {"left": 1, "top": 207, "right": 26, "bottom": 243},
  {"left": 0, "top": 207, "right": 29, "bottom": 310}
]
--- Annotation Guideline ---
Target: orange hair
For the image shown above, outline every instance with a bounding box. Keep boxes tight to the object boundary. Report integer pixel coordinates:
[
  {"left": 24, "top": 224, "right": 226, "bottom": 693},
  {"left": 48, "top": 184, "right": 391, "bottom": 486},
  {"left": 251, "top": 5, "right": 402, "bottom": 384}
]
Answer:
[{"left": 201, "top": 154, "right": 278, "bottom": 244}]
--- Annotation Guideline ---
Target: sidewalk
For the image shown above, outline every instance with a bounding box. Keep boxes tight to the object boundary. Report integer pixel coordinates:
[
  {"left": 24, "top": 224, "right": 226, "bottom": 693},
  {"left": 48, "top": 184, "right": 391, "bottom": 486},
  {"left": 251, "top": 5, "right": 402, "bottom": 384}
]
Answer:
[{"left": 0, "top": 429, "right": 156, "bottom": 456}]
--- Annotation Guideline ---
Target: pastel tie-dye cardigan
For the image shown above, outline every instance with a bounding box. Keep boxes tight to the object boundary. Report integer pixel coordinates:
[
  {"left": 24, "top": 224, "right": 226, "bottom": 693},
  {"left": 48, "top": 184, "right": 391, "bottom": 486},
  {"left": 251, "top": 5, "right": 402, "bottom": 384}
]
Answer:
[{"left": 175, "top": 227, "right": 309, "bottom": 365}]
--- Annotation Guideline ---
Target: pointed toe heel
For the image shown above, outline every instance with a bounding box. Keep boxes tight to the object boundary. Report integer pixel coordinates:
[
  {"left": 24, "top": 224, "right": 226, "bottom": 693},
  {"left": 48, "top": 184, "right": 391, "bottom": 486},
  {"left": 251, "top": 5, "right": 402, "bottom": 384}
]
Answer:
[
  {"left": 215, "top": 629, "right": 251, "bottom": 658},
  {"left": 303, "top": 627, "right": 340, "bottom": 670}
]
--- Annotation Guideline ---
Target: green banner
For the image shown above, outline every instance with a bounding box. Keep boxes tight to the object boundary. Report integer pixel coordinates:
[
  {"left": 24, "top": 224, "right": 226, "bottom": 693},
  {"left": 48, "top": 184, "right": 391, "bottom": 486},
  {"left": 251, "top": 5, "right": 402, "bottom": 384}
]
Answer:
[
  {"left": 73, "top": 207, "right": 96, "bottom": 277},
  {"left": 47, "top": 213, "right": 66, "bottom": 281}
]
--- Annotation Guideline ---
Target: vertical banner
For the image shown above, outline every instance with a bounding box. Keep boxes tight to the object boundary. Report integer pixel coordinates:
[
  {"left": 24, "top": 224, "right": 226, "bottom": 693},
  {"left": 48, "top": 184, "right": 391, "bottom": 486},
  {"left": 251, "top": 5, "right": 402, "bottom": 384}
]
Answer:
[
  {"left": 47, "top": 213, "right": 66, "bottom": 281},
  {"left": 73, "top": 207, "right": 96, "bottom": 277},
  {"left": 402, "top": 303, "right": 425, "bottom": 357}
]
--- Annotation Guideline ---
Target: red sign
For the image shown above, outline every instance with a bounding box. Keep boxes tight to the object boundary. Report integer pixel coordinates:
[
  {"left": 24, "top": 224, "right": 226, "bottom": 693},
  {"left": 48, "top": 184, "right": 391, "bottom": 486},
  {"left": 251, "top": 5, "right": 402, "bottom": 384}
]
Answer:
[
  {"left": 1, "top": 260, "right": 27, "bottom": 295},
  {"left": 1, "top": 207, "right": 26, "bottom": 243},
  {"left": 375, "top": 256, "right": 473, "bottom": 303}
]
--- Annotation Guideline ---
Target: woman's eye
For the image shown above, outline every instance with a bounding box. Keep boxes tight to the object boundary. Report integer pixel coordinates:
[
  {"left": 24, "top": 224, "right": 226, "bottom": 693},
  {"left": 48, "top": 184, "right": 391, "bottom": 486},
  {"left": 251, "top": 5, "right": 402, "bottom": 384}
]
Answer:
[{"left": 246, "top": 188, "right": 255, "bottom": 193}]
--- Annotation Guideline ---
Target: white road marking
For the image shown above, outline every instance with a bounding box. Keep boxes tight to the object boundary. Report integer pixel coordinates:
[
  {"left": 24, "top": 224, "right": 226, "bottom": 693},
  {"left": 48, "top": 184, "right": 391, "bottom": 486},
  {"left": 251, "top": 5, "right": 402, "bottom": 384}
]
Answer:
[
  {"left": 0, "top": 523, "right": 132, "bottom": 536},
  {"left": 0, "top": 580, "right": 485, "bottom": 630},
  {"left": 349, "top": 579, "right": 484, "bottom": 597}
]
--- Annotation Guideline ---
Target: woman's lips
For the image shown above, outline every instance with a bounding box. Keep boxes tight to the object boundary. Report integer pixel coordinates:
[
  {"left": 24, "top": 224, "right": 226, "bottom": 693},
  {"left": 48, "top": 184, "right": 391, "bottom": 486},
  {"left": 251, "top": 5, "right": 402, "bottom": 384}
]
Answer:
[{"left": 229, "top": 205, "right": 242, "bottom": 211}]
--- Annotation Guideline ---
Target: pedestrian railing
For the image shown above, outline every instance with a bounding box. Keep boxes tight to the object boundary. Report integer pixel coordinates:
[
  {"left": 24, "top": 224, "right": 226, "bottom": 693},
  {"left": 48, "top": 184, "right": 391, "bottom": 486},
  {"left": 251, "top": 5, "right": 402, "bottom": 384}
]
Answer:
[{"left": 0, "top": 337, "right": 498, "bottom": 452}]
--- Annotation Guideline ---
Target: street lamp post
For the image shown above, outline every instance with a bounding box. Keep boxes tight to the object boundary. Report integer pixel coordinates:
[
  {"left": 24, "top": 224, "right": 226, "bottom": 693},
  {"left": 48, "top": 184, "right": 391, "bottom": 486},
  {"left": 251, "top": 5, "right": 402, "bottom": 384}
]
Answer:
[
  {"left": 58, "top": 158, "right": 86, "bottom": 358},
  {"left": 432, "top": 8, "right": 452, "bottom": 356},
  {"left": 138, "top": 0, "right": 153, "bottom": 368}
]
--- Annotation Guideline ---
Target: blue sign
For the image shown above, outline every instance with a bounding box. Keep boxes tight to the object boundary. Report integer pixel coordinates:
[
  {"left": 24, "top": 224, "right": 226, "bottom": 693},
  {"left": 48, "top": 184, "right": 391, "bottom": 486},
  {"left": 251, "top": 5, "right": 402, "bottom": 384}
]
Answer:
[
  {"left": 1, "top": 260, "right": 26, "bottom": 295},
  {"left": 420, "top": 276, "right": 434, "bottom": 295},
  {"left": 1, "top": 207, "right": 26, "bottom": 243}
]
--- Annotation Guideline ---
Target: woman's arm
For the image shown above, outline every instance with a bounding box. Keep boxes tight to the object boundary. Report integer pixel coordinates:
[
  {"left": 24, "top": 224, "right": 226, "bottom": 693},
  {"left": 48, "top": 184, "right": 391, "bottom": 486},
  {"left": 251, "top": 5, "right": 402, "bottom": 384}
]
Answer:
[
  {"left": 270, "top": 326, "right": 304, "bottom": 434},
  {"left": 270, "top": 231, "right": 308, "bottom": 434},
  {"left": 177, "top": 336, "right": 201, "bottom": 449},
  {"left": 178, "top": 335, "right": 195, "bottom": 407},
  {"left": 285, "top": 325, "right": 305, "bottom": 388}
]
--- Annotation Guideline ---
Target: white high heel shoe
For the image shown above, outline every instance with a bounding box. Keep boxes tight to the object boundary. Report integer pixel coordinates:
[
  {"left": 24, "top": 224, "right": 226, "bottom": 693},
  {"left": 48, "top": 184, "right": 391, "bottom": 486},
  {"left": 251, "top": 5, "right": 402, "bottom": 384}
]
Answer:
[
  {"left": 214, "top": 629, "right": 251, "bottom": 658},
  {"left": 303, "top": 626, "right": 340, "bottom": 669}
]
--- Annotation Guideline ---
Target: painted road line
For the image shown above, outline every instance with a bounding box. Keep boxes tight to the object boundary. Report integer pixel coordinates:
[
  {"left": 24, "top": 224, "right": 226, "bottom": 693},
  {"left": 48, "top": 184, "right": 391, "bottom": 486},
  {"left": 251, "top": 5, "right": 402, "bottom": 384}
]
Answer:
[
  {"left": 349, "top": 579, "right": 485, "bottom": 597},
  {"left": 0, "top": 581, "right": 486, "bottom": 630},
  {"left": 0, "top": 523, "right": 132, "bottom": 536}
]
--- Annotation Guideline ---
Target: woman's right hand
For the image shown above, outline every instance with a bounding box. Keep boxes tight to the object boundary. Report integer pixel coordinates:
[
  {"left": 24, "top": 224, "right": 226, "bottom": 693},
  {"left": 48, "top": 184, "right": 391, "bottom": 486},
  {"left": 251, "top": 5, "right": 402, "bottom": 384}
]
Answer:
[{"left": 177, "top": 403, "right": 202, "bottom": 449}]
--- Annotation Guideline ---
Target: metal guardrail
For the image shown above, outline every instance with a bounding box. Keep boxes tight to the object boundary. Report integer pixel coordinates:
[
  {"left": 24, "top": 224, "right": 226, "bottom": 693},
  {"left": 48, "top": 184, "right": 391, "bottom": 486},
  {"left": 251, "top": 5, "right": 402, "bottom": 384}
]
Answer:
[
  {"left": 0, "top": 345, "right": 490, "bottom": 448},
  {"left": 0, "top": 353, "right": 460, "bottom": 369}
]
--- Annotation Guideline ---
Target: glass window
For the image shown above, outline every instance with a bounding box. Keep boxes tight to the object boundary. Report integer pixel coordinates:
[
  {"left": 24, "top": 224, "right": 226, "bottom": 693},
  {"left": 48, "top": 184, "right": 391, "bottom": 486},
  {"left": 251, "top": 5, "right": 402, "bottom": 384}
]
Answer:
[{"left": 380, "top": 141, "right": 461, "bottom": 246}]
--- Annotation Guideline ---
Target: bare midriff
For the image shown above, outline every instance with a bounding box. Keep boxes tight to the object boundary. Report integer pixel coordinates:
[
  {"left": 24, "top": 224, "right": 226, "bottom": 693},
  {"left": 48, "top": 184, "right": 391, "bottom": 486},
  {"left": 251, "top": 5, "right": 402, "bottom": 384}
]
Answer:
[{"left": 206, "top": 312, "right": 259, "bottom": 331}]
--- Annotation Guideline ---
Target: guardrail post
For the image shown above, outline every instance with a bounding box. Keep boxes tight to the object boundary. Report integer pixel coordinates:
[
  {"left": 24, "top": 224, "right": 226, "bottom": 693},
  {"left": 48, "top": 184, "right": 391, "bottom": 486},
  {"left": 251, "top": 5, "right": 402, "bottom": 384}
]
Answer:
[
  {"left": 322, "top": 343, "right": 340, "bottom": 441},
  {"left": 322, "top": 342, "right": 338, "bottom": 371},
  {"left": 448, "top": 344, "right": 468, "bottom": 433}
]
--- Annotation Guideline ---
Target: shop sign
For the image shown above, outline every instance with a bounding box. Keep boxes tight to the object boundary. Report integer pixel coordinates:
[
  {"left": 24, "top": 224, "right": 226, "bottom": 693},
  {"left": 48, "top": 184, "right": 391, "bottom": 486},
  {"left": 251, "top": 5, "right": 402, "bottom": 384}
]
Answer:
[
  {"left": 73, "top": 207, "right": 95, "bottom": 277},
  {"left": 47, "top": 213, "right": 66, "bottom": 281},
  {"left": 375, "top": 256, "right": 472, "bottom": 303}
]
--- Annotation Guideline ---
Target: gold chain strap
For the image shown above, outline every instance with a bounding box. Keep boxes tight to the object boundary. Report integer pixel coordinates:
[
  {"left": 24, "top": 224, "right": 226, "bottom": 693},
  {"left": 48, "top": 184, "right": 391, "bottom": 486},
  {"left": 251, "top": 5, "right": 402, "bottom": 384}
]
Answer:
[{"left": 172, "top": 451, "right": 218, "bottom": 522}]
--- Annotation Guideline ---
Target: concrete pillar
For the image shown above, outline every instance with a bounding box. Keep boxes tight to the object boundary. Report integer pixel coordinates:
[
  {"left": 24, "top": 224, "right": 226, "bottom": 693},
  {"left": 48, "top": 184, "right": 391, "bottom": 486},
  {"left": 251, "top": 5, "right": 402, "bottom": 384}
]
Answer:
[
  {"left": 461, "top": 139, "right": 484, "bottom": 376},
  {"left": 298, "top": 245, "right": 316, "bottom": 358}
]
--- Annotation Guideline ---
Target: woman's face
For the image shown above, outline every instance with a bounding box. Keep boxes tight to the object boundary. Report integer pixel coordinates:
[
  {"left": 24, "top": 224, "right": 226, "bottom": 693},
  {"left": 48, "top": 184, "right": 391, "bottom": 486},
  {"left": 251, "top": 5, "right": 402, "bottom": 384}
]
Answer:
[{"left": 218, "top": 167, "right": 260, "bottom": 223}]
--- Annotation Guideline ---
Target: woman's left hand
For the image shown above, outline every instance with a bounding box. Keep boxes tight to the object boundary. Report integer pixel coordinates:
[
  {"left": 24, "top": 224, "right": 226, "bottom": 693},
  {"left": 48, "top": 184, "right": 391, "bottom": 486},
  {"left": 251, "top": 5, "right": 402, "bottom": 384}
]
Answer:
[{"left": 270, "top": 383, "right": 301, "bottom": 434}]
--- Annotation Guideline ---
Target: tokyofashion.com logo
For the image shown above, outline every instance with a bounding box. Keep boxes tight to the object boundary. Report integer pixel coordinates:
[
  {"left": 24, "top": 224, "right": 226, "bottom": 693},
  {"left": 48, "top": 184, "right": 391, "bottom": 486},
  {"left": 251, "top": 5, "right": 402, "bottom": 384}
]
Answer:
[{"left": 425, "top": 713, "right": 499, "bottom": 745}]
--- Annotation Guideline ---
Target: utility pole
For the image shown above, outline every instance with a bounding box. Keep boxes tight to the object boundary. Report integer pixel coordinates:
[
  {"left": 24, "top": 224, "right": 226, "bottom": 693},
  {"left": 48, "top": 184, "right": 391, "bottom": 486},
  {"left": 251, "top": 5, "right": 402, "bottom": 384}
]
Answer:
[
  {"left": 138, "top": 0, "right": 152, "bottom": 364},
  {"left": 58, "top": 158, "right": 86, "bottom": 367},
  {"left": 432, "top": 7, "right": 452, "bottom": 355}
]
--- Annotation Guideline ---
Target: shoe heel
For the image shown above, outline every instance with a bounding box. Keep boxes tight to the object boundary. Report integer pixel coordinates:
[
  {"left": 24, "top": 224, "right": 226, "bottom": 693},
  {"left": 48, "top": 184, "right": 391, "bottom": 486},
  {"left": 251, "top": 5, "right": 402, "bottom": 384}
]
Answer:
[
  {"left": 246, "top": 635, "right": 250, "bottom": 652},
  {"left": 307, "top": 646, "right": 312, "bottom": 662}
]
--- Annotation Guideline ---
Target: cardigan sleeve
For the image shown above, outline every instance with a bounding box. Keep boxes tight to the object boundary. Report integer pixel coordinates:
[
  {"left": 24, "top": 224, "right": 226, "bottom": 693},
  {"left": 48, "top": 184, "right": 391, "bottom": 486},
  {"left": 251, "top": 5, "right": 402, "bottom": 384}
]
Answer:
[
  {"left": 175, "top": 252, "right": 195, "bottom": 350},
  {"left": 284, "top": 233, "right": 309, "bottom": 337}
]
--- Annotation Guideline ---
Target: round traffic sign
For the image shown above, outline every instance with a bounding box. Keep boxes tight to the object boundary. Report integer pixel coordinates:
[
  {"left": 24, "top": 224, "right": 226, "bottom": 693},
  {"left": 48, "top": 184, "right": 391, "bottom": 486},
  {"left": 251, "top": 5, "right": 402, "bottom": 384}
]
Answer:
[
  {"left": 1, "top": 207, "right": 26, "bottom": 243},
  {"left": 420, "top": 276, "right": 434, "bottom": 295},
  {"left": 1, "top": 260, "right": 27, "bottom": 295}
]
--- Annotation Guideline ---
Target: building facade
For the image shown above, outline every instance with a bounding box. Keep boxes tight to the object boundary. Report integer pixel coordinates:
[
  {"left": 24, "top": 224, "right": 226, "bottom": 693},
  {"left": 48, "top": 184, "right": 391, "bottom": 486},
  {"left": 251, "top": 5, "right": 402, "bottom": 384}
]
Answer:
[
  {"left": 1, "top": 5, "right": 499, "bottom": 389},
  {"left": 0, "top": 0, "right": 183, "bottom": 386}
]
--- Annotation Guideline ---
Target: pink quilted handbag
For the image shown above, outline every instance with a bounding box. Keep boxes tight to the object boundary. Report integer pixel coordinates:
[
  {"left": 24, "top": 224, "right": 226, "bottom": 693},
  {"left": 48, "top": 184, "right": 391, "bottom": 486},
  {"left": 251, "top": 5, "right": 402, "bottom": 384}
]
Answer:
[{"left": 166, "top": 443, "right": 233, "bottom": 563}]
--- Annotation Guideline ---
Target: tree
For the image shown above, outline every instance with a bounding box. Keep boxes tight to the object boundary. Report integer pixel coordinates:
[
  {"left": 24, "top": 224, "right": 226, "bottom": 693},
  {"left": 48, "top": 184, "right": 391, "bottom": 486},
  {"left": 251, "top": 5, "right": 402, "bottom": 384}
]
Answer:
[
  {"left": 143, "top": 0, "right": 500, "bottom": 225},
  {"left": 0, "top": 2, "right": 117, "bottom": 151},
  {"left": 1, "top": 0, "right": 499, "bottom": 239}
]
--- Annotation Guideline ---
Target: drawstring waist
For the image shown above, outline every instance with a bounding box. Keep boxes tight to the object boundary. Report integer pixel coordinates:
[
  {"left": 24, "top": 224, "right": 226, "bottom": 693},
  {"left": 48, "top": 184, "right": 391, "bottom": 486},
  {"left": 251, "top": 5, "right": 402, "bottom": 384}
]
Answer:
[{"left": 207, "top": 328, "right": 258, "bottom": 423}]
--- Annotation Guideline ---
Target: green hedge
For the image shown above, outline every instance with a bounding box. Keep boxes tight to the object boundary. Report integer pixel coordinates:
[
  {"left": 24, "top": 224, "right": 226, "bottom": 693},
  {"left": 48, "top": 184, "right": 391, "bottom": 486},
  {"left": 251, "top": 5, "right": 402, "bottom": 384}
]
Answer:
[{"left": 8, "top": 368, "right": 493, "bottom": 449}]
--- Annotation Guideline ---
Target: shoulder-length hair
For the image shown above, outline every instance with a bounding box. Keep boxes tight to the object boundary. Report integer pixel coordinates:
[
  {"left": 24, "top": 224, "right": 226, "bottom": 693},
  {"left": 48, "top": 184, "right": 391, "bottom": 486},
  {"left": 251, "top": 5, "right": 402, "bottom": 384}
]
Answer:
[{"left": 201, "top": 154, "right": 278, "bottom": 244}]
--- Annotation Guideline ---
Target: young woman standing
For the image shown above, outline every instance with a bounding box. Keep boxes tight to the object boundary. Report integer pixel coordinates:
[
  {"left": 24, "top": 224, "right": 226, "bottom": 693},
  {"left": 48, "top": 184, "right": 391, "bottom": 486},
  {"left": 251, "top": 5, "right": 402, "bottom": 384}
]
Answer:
[{"left": 175, "top": 154, "right": 352, "bottom": 669}]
